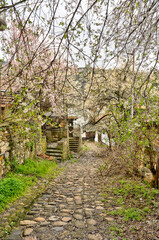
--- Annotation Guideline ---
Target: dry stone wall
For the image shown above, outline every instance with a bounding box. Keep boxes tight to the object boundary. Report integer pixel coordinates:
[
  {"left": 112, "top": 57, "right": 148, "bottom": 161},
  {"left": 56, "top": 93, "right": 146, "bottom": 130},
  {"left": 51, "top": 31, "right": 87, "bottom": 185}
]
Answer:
[
  {"left": 0, "top": 123, "right": 10, "bottom": 177},
  {"left": 0, "top": 121, "right": 46, "bottom": 178},
  {"left": 58, "top": 138, "right": 70, "bottom": 160}
]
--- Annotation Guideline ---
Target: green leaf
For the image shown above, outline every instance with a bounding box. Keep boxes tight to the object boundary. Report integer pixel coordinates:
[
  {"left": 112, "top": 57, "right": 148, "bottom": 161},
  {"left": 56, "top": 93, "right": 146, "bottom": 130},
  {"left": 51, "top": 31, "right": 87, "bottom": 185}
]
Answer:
[{"left": 64, "top": 33, "right": 67, "bottom": 39}]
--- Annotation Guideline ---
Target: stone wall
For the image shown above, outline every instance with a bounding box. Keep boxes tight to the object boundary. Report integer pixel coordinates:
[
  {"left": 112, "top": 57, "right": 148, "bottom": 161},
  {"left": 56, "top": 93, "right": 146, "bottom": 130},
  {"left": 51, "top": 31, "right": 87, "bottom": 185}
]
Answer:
[
  {"left": 0, "top": 121, "right": 46, "bottom": 178},
  {"left": 45, "top": 126, "right": 68, "bottom": 143},
  {"left": 0, "top": 123, "right": 10, "bottom": 177},
  {"left": 78, "top": 132, "right": 82, "bottom": 152},
  {"left": 58, "top": 138, "right": 70, "bottom": 161}
]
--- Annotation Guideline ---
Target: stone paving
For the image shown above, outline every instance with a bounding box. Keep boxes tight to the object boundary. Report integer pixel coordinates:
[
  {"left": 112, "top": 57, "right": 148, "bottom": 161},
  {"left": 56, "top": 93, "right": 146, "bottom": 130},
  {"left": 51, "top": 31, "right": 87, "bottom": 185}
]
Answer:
[{"left": 4, "top": 150, "right": 107, "bottom": 240}]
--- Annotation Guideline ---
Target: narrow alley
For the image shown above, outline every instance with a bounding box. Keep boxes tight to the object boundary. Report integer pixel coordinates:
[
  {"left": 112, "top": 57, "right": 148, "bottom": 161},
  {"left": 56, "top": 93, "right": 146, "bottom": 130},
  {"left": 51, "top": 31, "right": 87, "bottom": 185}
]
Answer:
[{"left": 4, "top": 145, "right": 106, "bottom": 240}]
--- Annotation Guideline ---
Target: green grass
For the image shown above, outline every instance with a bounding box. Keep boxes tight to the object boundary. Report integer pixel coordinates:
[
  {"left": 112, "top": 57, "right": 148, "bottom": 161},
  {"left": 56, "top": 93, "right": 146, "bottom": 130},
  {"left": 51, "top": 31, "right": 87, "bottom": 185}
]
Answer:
[
  {"left": 0, "top": 157, "right": 61, "bottom": 212},
  {"left": 109, "top": 207, "right": 146, "bottom": 221},
  {"left": 116, "top": 197, "right": 124, "bottom": 205},
  {"left": 103, "top": 178, "right": 159, "bottom": 222},
  {"left": 0, "top": 174, "right": 37, "bottom": 212},
  {"left": 14, "top": 158, "right": 58, "bottom": 178},
  {"left": 113, "top": 180, "right": 159, "bottom": 202},
  {"left": 109, "top": 225, "right": 123, "bottom": 236}
]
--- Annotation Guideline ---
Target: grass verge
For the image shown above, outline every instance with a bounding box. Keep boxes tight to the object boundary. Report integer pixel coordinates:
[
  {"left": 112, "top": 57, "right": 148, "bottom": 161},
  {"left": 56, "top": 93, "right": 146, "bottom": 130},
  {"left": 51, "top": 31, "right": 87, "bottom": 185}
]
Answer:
[
  {"left": 101, "top": 177, "right": 159, "bottom": 239},
  {"left": 14, "top": 158, "right": 58, "bottom": 178},
  {"left": 0, "top": 157, "right": 62, "bottom": 213},
  {"left": 102, "top": 178, "right": 159, "bottom": 221}
]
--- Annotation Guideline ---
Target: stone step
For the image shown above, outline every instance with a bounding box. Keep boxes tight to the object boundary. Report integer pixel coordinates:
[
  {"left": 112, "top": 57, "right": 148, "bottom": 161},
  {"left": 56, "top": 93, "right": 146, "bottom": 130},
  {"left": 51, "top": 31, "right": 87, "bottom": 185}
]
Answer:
[
  {"left": 47, "top": 153, "right": 62, "bottom": 159},
  {"left": 69, "top": 136, "right": 79, "bottom": 153},
  {"left": 69, "top": 138, "right": 79, "bottom": 140},
  {"left": 46, "top": 145, "right": 63, "bottom": 161},
  {"left": 46, "top": 150, "right": 62, "bottom": 154},
  {"left": 69, "top": 139, "right": 79, "bottom": 142},
  {"left": 46, "top": 152, "right": 62, "bottom": 156},
  {"left": 47, "top": 138, "right": 59, "bottom": 142},
  {"left": 70, "top": 149, "right": 78, "bottom": 152},
  {"left": 69, "top": 137, "right": 79, "bottom": 139},
  {"left": 70, "top": 146, "right": 78, "bottom": 150},
  {"left": 69, "top": 143, "right": 78, "bottom": 146},
  {"left": 46, "top": 148, "right": 62, "bottom": 153},
  {"left": 54, "top": 156, "right": 62, "bottom": 160}
]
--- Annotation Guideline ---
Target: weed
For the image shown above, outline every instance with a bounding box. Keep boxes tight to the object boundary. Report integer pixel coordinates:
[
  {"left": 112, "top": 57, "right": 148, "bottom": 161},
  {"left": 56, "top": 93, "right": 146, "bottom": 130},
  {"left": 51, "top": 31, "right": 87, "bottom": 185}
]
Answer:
[
  {"left": 116, "top": 197, "right": 124, "bottom": 205},
  {"left": 113, "top": 180, "right": 159, "bottom": 202},
  {"left": 143, "top": 206, "right": 151, "bottom": 213},
  {"left": 25, "top": 141, "right": 34, "bottom": 151},
  {"left": 69, "top": 153, "right": 73, "bottom": 159},
  {"left": 130, "top": 226, "right": 136, "bottom": 233},
  {"left": 103, "top": 179, "right": 159, "bottom": 223},
  {"left": 119, "top": 179, "right": 126, "bottom": 184},
  {"left": 98, "top": 143, "right": 106, "bottom": 147},
  {"left": 10, "top": 157, "right": 19, "bottom": 171},
  {"left": 98, "top": 163, "right": 108, "bottom": 176},
  {"left": 109, "top": 207, "right": 146, "bottom": 221},
  {"left": 110, "top": 225, "right": 122, "bottom": 233},
  {"left": 4, "top": 158, "right": 10, "bottom": 167},
  {"left": 70, "top": 158, "right": 78, "bottom": 164},
  {"left": 81, "top": 145, "right": 89, "bottom": 151},
  {"left": 108, "top": 223, "right": 124, "bottom": 237},
  {"left": 102, "top": 192, "right": 108, "bottom": 198}
]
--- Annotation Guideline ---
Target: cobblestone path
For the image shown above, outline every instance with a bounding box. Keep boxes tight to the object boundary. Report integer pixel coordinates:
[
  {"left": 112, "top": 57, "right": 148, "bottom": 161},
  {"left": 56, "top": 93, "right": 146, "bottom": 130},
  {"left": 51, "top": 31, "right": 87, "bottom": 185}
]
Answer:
[{"left": 5, "top": 150, "right": 107, "bottom": 240}]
